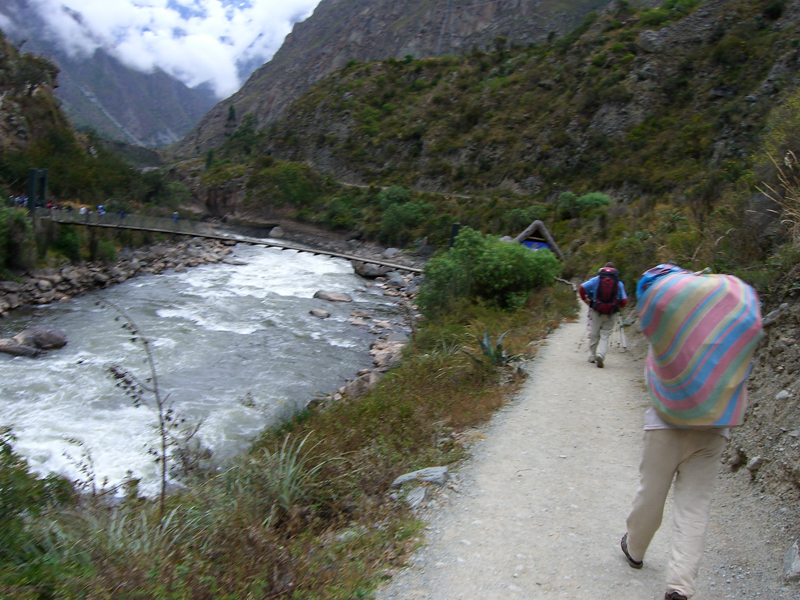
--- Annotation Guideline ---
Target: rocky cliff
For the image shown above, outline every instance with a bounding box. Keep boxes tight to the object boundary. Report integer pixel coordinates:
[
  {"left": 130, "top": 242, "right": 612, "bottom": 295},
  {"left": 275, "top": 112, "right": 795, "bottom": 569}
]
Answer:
[{"left": 174, "top": 0, "right": 659, "bottom": 157}]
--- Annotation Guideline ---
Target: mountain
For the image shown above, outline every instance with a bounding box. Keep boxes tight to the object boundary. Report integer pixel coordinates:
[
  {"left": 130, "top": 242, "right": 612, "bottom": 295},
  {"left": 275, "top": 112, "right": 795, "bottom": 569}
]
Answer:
[
  {"left": 174, "top": 0, "right": 660, "bottom": 157},
  {"left": 177, "top": 0, "right": 792, "bottom": 273},
  {"left": 241, "top": 0, "right": 783, "bottom": 202},
  {"left": 0, "top": 0, "right": 218, "bottom": 148}
]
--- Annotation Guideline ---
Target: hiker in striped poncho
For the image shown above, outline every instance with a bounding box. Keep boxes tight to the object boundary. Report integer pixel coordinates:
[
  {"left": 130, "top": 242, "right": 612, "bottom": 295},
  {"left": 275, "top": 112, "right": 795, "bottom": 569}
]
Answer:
[{"left": 620, "top": 264, "right": 764, "bottom": 600}]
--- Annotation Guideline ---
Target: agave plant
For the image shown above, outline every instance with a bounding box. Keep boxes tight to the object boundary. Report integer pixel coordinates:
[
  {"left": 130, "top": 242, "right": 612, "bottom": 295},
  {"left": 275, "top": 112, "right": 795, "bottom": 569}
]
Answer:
[{"left": 462, "top": 329, "right": 520, "bottom": 366}]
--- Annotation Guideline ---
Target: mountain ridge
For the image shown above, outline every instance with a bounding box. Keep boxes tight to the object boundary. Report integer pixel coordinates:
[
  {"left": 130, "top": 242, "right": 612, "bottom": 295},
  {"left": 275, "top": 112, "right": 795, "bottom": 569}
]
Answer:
[{"left": 173, "top": 0, "right": 660, "bottom": 157}]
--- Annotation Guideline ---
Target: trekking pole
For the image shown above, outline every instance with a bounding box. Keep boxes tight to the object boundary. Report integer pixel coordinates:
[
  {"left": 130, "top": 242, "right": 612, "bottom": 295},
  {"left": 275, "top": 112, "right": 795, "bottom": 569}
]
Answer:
[
  {"left": 577, "top": 309, "right": 591, "bottom": 350},
  {"left": 618, "top": 312, "right": 628, "bottom": 352}
]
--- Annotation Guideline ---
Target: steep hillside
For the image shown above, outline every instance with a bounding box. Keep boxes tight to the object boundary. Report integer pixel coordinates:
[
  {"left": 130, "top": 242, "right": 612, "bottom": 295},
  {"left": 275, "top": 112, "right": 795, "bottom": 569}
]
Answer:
[
  {"left": 171, "top": 0, "right": 800, "bottom": 302},
  {"left": 174, "top": 0, "right": 662, "bottom": 157},
  {"left": 0, "top": 0, "right": 217, "bottom": 148},
  {"left": 264, "top": 0, "right": 782, "bottom": 197},
  {"left": 0, "top": 31, "right": 66, "bottom": 153}
]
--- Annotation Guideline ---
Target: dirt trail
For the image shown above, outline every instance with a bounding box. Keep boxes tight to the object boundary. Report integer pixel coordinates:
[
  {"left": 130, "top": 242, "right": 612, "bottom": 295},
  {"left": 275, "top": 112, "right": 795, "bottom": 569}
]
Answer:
[{"left": 376, "top": 305, "right": 799, "bottom": 600}]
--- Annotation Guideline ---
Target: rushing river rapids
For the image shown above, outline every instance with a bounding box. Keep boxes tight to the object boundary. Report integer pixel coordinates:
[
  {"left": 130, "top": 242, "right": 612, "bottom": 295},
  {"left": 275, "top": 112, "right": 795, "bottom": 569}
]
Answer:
[{"left": 0, "top": 243, "right": 404, "bottom": 495}]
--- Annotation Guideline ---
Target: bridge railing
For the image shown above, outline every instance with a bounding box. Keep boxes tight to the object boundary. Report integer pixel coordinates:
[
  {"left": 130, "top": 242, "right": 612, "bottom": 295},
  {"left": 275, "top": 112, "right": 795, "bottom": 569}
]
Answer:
[{"left": 40, "top": 209, "right": 217, "bottom": 236}]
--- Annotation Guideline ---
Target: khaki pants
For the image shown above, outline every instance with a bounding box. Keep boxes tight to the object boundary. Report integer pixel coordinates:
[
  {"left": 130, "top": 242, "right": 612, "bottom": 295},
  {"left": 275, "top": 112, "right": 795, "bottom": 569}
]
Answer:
[
  {"left": 588, "top": 311, "right": 615, "bottom": 361},
  {"left": 625, "top": 429, "right": 727, "bottom": 598}
]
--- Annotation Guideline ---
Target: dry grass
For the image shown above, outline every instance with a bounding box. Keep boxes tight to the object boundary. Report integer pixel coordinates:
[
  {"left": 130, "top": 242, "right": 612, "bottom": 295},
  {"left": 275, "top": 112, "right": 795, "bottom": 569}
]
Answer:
[{"left": 761, "top": 151, "right": 800, "bottom": 248}]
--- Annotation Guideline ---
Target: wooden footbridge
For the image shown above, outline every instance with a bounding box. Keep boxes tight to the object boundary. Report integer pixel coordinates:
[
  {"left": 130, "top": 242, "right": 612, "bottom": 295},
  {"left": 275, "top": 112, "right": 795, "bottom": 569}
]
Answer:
[{"left": 42, "top": 210, "right": 424, "bottom": 274}]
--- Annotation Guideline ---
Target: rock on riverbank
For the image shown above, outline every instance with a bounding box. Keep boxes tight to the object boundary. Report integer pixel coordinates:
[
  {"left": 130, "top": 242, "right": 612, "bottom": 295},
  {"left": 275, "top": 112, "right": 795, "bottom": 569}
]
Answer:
[{"left": 0, "top": 238, "right": 234, "bottom": 317}]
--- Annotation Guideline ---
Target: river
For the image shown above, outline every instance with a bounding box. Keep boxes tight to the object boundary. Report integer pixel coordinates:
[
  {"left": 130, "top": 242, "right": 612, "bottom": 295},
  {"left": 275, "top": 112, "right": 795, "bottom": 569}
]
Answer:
[{"left": 0, "top": 243, "right": 404, "bottom": 495}]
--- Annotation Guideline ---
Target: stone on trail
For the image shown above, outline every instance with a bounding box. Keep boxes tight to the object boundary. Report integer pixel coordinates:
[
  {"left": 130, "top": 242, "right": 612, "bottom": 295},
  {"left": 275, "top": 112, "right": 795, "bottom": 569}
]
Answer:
[
  {"left": 313, "top": 290, "right": 353, "bottom": 303},
  {"left": 406, "top": 486, "right": 426, "bottom": 509},
  {"left": 784, "top": 538, "right": 800, "bottom": 580},
  {"left": 391, "top": 466, "right": 449, "bottom": 487}
]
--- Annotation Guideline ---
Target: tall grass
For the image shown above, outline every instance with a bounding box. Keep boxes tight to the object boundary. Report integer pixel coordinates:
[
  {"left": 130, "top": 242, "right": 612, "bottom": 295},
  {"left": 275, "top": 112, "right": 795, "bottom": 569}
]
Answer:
[{"left": 761, "top": 151, "right": 800, "bottom": 248}]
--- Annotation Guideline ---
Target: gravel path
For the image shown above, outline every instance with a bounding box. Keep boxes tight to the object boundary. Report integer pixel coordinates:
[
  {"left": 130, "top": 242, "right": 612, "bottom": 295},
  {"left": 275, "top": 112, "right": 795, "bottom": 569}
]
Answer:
[{"left": 376, "top": 306, "right": 800, "bottom": 600}]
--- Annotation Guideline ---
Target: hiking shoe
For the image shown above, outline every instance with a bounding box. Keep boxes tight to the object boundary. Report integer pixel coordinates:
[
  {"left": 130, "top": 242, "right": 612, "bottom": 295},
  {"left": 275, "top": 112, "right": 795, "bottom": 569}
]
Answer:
[
  {"left": 588, "top": 356, "right": 596, "bottom": 363},
  {"left": 596, "top": 356, "right": 604, "bottom": 368},
  {"left": 620, "top": 533, "right": 642, "bottom": 569},
  {"left": 665, "top": 593, "right": 688, "bottom": 600}
]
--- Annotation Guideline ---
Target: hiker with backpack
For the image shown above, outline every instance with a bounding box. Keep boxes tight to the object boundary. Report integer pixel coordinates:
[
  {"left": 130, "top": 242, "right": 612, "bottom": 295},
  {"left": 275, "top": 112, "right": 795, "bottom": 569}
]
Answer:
[
  {"left": 579, "top": 262, "right": 627, "bottom": 368},
  {"left": 619, "top": 264, "right": 763, "bottom": 600}
]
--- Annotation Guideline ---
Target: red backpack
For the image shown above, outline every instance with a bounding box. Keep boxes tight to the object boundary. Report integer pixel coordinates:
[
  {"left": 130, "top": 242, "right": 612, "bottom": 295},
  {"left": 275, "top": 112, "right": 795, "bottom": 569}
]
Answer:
[{"left": 593, "top": 267, "right": 620, "bottom": 314}]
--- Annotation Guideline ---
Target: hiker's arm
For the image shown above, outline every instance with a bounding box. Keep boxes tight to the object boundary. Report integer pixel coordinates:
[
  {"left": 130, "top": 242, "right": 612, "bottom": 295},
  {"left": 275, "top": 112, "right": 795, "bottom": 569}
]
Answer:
[
  {"left": 579, "top": 285, "right": 590, "bottom": 305},
  {"left": 618, "top": 281, "right": 628, "bottom": 309}
]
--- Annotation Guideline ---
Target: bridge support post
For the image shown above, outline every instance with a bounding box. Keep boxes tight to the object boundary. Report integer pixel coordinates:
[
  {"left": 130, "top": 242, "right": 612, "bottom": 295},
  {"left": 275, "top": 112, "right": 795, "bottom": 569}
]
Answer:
[{"left": 27, "top": 169, "right": 48, "bottom": 211}]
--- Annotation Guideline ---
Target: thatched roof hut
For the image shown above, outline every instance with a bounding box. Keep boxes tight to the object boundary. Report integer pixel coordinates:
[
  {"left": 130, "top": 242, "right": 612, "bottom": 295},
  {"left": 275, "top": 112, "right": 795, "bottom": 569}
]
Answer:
[{"left": 511, "top": 220, "right": 565, "bottom": 261}]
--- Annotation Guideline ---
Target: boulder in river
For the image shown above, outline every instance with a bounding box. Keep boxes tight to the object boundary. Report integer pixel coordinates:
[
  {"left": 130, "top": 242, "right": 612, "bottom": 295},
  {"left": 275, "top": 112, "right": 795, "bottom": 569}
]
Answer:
[
  {"left": 313, "top": 291, "right": 353, "bottom": 303},
  {"left": 0, "top": 338, "right": 38, "bottom": 357},
  {"left": 351, "top": 260, "right": 391, "bottom": 278},
  {"left": 13, "top": 326, "right": 68, "bottom": 349},
  {"left": 310, "top": 308, "right": 330, "bottom": 319}
]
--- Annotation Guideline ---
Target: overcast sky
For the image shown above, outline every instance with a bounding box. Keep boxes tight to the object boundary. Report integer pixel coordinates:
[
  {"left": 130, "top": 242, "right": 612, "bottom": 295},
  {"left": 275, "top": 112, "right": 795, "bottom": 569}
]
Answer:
[{"left": 12, "top": 0, "right": 322, "bottom": 98}]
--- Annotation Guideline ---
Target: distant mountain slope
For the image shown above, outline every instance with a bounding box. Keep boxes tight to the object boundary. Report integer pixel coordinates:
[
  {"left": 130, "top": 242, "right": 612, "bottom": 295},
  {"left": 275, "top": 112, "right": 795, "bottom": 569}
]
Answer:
[
  {"left": 175, "top": 0, "right": 659, "bottom": 157},
  {"left": 0, "top": 0, "right": 217, "bottom": 148},
  {"left": 256, "top": 0, "right": 778, "bottom": 199}
]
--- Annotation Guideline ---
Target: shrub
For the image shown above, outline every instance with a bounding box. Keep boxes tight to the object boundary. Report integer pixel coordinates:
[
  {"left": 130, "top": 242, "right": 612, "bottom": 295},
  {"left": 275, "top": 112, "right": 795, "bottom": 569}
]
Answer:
[
  {"left": 246, "top": 161, "right": 324, "bottom": 208},
  {"left": 762, "top": 1, "right": 785, "bottom": 20},
  {"left": 377, "top": 186, "right": 411, "bottom": 209},
  {"left": 558, "top": 192, "right": 611, "bottom": 219},
  {"left": 0, "top": 207, "right": 33, "bottom": 273},
  {"left": 418, "top": 227, "right": 560, "bottom": 313},
  {"left": 380, "top": 201, "right": 433, "bottom": 244},
  {"left": 576, "top": 192, "right": 611, "bottom": 212},
  {"left": 55, "top": 225, "right": 81, "bottom": 262},
  {"left": 0, "top": 428, "right": 73, "bottom": 566},
  {"left": 323, "top": 197, "right": 360, "bottom": 230}
]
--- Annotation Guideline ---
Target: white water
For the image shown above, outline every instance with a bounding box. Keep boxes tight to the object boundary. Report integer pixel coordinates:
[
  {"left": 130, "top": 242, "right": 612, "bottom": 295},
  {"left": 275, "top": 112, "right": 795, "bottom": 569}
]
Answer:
[{"left": 0, "top": 244, "right": 402, "bottom": 495}]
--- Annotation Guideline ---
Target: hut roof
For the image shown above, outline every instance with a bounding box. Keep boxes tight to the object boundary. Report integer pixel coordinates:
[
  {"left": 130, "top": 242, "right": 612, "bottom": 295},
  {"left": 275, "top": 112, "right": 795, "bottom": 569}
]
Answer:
[{"left": 511, "top": 220, "right": 565, "bottom": 261}]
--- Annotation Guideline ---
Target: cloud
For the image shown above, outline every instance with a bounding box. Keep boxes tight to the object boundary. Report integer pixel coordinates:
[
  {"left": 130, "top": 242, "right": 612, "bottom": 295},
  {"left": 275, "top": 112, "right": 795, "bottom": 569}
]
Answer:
[{"left": 27, "top": 0, "right": 320, "bottom": 98}]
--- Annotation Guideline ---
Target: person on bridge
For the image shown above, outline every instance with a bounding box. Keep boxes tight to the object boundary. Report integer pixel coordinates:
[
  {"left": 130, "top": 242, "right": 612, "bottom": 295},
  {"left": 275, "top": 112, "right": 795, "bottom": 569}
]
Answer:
[
  {"left": 578, "top": 262, "right": 627, "bottom": 368},
  {"left": 620, "top": 264, "right": 763, "bottom": 600}
]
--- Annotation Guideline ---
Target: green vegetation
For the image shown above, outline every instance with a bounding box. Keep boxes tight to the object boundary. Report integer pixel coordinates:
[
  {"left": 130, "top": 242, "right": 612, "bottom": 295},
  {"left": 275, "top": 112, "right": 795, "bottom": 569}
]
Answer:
[
  {"left": 0, "top": 281, "right": 576, "bottom": 598},
  {"left": 418, "top": 227, "right": 560, "bottom": 313},
  {"left": 5, "top": 0, "right": 800, "bottom": 596},
  {"left": 176, "top": 0, "right": 795, "bottom": 303},
  {"left": 0, "top": 207, "right": 33, "bottom": 275}
]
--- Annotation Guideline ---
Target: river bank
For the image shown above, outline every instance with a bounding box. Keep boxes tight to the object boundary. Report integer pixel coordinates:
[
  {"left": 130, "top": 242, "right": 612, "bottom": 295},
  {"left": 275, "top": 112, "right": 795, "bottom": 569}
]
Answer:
[
  {"left": 0, "top": 219, "right": 430, "bottom": 410},
  {"left": 0, "top": 219, "right": 428, "bottom": 318}
]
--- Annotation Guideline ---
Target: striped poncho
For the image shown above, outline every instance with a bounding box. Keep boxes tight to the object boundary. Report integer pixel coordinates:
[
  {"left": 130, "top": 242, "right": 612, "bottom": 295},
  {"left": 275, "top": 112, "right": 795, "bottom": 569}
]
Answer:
[{"left": 637, "top": 269, "right": 764, "bottom": 427}]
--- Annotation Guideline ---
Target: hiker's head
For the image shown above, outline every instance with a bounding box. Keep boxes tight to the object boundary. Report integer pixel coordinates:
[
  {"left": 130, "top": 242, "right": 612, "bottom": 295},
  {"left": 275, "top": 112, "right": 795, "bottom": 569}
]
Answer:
[{"left": 598, "top": 262, "right": 616, "bottom": 275}]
